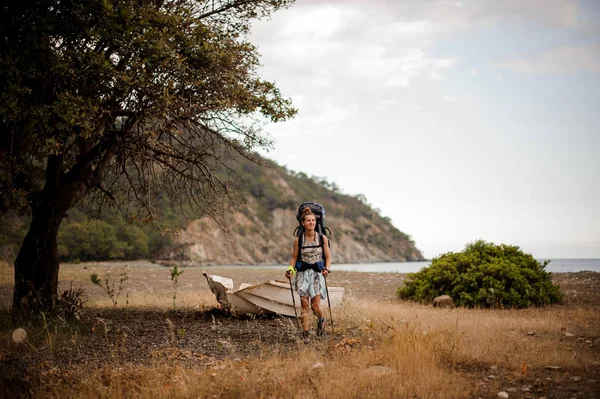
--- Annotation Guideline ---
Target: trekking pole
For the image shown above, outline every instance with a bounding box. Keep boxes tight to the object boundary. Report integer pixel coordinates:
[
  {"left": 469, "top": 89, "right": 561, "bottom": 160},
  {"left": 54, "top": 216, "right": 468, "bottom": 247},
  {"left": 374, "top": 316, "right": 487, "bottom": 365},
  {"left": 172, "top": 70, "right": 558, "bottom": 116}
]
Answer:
[
  {"left": 324, "top": 275, "right": 334, "bottom": 335},
  {"left": 288, "top": 278, "right": 301, "bottom": 331}
]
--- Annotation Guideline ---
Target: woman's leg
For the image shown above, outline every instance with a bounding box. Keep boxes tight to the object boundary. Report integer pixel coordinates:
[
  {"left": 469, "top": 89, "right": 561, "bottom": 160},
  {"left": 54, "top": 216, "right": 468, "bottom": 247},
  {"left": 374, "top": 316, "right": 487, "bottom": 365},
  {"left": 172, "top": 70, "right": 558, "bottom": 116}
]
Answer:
[
  {"left": 300, "top": 296, "right": 311, "bottom": 331},
  {"left": 311, "top": 295, "right": 323, "bottom": 319},
  {"left": 312, "top": 295, "right": 326, "bottom": 336}
]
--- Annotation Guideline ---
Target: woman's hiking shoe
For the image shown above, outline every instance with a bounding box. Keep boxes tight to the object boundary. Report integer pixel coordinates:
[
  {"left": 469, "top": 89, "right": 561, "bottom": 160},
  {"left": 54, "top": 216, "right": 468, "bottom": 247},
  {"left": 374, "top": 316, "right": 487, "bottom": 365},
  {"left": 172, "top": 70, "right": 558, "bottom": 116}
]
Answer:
[
  {"left": 316, "top": 317, "right": 326, "bottom": 337},
  {"left": 302, "top": 330, "right": 310, "bottom": 344}
]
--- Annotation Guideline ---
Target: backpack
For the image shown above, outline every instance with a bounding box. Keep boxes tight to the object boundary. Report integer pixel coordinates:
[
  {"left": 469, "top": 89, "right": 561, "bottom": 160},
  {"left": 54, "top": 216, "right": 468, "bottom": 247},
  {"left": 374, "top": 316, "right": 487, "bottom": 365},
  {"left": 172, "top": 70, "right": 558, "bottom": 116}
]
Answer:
[{"left": 293, "top": 202, "right": 331, "bottom": 271}]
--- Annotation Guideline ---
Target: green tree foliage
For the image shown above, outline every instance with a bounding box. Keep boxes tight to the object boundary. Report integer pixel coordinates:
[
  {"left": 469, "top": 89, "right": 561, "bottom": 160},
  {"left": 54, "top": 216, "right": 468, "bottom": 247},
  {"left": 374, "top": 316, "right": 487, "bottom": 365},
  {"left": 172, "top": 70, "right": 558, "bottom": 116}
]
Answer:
[
  {"left": 58, "top": 219, "right": 151, "bottom": 261},
  {"left": 0, "top": 0, "right": 296, "bottom": 313},
  {"left": 397, "top": 240, "right": 562, "bottom": 308}
]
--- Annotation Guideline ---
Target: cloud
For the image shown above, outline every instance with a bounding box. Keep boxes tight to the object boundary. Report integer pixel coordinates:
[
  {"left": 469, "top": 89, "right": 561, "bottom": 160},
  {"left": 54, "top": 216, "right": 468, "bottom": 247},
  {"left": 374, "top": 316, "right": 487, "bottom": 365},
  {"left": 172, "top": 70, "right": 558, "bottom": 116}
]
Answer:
[
  {"left": 252, "top": 0, "right": 584, "bottom": 92},
  {"left": 470, "top": 0, "right": 578, "bottom": 27},
  {"left": 443, "top": 95, "right": 467, "bottom": 106},
  {"left": 382, "top": 20, "right": 437, "bottom": 36},
  {"left": 497, "top": 45, "right": 600, "bottom": 74},
  {"left": 251, "top": 2, "right": 462, "bottom": 83},
  {"left": 325, "top": 0, "right": 581, "bottom": 31},
  {"left": 266, "top": 99, "right": 358, "bottom": 137},
  {"left": 377, "top": 100, "right": 423, "bottom": 112},
  {"left": 281, "top": 7, "right": 334, "bottom": 37},
  {"left": 443, "top": 95, "right": 460, "bottom": 103}
]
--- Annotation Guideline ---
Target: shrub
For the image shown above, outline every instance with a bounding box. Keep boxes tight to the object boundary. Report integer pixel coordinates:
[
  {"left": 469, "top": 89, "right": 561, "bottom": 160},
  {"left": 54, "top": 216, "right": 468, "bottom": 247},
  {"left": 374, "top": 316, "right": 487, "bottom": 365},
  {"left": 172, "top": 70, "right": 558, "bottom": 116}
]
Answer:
[
  {"left": 90, "top": 270, "right": 129, "bottom": 308},
  {"left": 397, "top": 240, "right": 562, "bottom": 308},
  {"left": 170, "top": 265, "right": 184, "bottom": 310}
]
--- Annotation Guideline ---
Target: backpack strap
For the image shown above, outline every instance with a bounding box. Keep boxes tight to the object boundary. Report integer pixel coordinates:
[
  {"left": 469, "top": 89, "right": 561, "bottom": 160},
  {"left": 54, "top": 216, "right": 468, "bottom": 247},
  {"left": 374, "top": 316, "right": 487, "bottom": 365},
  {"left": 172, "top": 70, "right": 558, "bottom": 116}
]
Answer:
[
  {"left": 296, "top": 231, "right": 303, "bottom": 263},
  {"left": 319, "top": 232, "right": 325, "bottom": 261},
  {"left": 317, "top": 225, "right": 325, "bottom": 260}
]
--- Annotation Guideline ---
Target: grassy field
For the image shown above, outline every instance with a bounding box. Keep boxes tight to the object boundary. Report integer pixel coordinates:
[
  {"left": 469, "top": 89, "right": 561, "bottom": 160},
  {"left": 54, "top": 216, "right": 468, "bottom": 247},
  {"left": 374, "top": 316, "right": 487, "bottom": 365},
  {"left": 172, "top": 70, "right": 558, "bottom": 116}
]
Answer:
[{"left": 1, "top": 261, "right": 599, "bottom": 398}]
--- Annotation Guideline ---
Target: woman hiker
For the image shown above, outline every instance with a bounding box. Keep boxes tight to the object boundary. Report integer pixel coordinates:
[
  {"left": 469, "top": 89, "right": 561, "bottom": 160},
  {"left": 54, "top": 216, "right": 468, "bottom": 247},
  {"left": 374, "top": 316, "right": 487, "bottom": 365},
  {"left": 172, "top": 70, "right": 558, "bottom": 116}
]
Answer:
[{"left": 285, "top": 207, "right": 331, "bottom": 342}]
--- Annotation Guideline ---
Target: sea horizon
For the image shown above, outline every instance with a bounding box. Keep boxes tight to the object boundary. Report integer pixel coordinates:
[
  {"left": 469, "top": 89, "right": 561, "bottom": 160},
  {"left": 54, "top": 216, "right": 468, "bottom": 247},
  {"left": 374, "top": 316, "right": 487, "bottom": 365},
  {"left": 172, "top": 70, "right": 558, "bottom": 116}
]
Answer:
[
  {"left": 196, "top": 258, "right": 600, "bottom": 274},
  {"left": 337, "top": 259, "right": 600, "bottom": 273},
  {"left": 319, "top": 259, "right": 600, "bottom": 274}
]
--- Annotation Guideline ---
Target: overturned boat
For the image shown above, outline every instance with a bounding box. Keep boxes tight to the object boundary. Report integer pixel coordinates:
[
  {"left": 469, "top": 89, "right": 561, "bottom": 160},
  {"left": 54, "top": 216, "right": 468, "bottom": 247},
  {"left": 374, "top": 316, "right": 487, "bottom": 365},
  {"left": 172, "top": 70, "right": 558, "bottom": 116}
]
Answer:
[{"left": 203, "top": 272, "right": 345, "bottom": 317}]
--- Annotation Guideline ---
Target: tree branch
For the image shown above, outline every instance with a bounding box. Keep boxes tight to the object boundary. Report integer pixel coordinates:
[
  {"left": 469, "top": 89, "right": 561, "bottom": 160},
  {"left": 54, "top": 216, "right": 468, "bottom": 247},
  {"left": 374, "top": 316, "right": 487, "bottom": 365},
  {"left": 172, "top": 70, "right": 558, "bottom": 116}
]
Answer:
[{"left": 197, "top": 0, "right": 256, "bottom": 20}]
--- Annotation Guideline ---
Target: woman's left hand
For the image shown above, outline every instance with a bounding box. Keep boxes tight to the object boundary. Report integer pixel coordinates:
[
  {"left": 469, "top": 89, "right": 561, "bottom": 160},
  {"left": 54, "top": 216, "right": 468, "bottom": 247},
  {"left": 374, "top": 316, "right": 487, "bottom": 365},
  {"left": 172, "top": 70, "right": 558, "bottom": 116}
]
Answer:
[{"left": 322, "top": 269, "right": 329, "bottom": 277}]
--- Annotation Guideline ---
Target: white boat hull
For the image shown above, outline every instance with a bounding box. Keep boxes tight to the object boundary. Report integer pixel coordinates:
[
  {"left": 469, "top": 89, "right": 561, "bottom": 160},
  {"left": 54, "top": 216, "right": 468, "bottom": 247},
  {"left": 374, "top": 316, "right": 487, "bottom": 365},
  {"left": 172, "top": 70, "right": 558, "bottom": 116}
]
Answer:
[{"left": 203, "top": 273, "right": 344, "bottom": 317}]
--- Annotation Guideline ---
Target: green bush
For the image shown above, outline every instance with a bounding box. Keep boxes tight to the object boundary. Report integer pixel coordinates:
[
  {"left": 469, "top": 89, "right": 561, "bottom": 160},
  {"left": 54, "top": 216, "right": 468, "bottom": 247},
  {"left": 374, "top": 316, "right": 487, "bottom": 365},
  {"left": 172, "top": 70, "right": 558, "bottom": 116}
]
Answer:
[
  {"left": 58, "top": 218, "right": 153, "bottom": 262},
  {"left": 397, "top": 240, "right": 562, "bottom": 308}
]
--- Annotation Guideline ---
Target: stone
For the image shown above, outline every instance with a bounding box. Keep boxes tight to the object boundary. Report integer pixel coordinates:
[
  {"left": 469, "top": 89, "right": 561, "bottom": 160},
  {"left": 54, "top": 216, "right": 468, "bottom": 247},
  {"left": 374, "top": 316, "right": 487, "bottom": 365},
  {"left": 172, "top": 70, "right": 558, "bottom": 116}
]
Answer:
[
  {"left": 565, "top": 332, "right": 575, "bottom": 337},
  {"left": 432, "top": 295, "right": 455, "bottom": 308},
  {"left": 526, "top": 331, "right": 536, "bottom": 336},
  {"left": 498, "top": 392, "right": 509, "bottom": 398}
]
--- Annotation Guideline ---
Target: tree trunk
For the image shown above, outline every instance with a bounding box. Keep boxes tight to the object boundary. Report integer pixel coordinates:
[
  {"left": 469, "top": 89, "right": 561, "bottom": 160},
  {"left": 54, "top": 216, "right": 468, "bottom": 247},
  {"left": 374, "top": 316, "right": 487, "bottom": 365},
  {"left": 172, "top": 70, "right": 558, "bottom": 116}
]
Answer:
[
  {"left": 12, "top": 193, "right": 67, "bottom": 319},
  {"left": 10, "top": 136, "right": 116, "bottom": 320}
]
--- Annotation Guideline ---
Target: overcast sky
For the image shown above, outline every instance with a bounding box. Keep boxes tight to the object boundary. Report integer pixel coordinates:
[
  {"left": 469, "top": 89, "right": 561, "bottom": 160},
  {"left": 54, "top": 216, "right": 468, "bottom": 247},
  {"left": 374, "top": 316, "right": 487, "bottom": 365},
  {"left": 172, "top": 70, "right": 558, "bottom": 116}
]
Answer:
[{"left": 249, "top": 0, "right": 600, "bottom": 259}]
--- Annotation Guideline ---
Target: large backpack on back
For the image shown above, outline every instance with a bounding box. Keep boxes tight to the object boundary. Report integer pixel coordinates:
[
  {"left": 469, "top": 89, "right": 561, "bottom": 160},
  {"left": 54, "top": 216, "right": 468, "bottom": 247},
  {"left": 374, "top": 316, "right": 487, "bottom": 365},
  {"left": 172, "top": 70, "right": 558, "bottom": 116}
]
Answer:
[
  {"left": 293, "top": 202, "right": 332, "bottom": 239},
  {"left": 293, "top": 202, "right": 332, "bottom": 271}
]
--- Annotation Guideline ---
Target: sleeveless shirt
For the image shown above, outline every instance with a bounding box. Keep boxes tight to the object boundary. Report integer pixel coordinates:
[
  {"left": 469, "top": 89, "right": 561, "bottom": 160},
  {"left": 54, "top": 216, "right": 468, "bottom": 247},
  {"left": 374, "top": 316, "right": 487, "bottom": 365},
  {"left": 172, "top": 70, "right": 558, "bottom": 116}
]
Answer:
[{"left": 300, "top": 233, "right": 323, "bottom": 264}]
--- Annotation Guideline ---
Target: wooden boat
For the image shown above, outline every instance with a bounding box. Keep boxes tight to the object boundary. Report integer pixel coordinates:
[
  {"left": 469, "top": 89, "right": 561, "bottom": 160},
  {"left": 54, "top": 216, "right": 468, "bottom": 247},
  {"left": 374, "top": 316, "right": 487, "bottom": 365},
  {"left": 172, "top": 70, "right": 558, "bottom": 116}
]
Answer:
[{"left": 203, "top": 272, "right": 345, "bottom": 317}]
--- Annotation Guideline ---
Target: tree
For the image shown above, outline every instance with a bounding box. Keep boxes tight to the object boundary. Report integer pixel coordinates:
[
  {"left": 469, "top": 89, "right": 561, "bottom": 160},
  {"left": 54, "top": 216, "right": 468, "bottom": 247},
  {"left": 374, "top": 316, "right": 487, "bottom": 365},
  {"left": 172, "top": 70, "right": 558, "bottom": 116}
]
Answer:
[
  {"left": 397, "top": 240, "right": 562, "bottom": 308},
  {"left": 0, "top": 0, "right": 296, "bottom": 316}
]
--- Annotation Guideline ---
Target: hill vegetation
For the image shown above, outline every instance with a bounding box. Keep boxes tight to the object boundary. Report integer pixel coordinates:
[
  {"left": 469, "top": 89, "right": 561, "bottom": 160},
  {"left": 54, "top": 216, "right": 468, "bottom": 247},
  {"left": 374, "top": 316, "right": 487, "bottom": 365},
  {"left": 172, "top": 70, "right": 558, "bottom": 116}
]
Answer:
[{"left": 1, "top": 155, "right": 423, "bottom": 265}]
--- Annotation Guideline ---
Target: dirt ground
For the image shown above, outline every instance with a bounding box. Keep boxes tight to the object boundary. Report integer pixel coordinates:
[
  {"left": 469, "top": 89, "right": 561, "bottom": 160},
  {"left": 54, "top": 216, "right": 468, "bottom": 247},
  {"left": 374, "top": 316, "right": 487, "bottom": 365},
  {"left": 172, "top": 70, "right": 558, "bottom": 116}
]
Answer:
[
  {"left": 0, "top": 263, "right": 408, "bottom": 397},
  {"left": 0, "top": 263, "right": 599, "bottom": 398}
]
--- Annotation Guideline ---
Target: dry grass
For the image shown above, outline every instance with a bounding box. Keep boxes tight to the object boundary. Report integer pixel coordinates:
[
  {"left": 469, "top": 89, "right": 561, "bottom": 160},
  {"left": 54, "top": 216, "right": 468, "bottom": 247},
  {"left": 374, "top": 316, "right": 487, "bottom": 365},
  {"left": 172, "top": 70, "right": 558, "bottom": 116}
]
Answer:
[
  {"left": 347, "top": 300, "right": 600, "bottom": 372},
  {"left": 86, "top": 289, "right": 218, "bottom": 309},
  {"left": 1, "top": 262, "right": 599, "bottom": 398},
  {"left": 41, "top": 334, "right": 470, "bottom": 399},
  {"left": 15, "top": 296, "right": 599, "bottom": 398},
  {"left": 24, "top": 300, "right": 472, "bottom": 399}
]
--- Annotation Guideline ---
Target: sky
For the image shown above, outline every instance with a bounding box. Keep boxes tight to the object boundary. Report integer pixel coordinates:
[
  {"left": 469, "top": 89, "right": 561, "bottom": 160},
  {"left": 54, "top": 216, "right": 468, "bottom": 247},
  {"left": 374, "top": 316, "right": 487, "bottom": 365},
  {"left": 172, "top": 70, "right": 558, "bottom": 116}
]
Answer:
[{"left": 248, "top": 0, "right": 600, "bottom": 259}]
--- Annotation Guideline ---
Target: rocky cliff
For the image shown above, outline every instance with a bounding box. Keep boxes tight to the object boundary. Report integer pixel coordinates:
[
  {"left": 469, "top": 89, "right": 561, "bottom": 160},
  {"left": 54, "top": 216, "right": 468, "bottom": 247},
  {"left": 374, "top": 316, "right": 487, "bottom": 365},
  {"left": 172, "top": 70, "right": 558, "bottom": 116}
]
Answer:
[{"left": 161, "top": 164, "right": 424, "bottom": 265}]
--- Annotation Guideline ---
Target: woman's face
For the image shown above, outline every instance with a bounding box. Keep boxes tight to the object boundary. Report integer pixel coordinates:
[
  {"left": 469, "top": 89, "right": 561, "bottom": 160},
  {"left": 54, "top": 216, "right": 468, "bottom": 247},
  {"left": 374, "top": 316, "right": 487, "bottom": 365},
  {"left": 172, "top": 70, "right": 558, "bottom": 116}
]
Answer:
[{"left": 302, "top": 215, "right": 316, "bottom": 230}]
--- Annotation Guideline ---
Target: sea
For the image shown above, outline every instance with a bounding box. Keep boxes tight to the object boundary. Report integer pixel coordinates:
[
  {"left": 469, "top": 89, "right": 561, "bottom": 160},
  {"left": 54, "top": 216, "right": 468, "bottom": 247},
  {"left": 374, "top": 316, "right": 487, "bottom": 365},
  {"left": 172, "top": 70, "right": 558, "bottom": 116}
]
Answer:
[
  {"left": 330, "top": 259, "right": 600, "bottom": 274},
  {"left": 213, "top": 259, "right": 600, "bottom": 274}
]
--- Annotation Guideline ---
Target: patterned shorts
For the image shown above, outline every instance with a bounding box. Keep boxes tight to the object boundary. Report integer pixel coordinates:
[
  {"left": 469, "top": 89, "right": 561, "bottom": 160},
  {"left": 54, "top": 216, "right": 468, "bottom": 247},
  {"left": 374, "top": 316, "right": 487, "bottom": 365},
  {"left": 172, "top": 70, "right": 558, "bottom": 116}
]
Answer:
[{"left": 294, "top": 269, "right": 327, "bottom": 299}]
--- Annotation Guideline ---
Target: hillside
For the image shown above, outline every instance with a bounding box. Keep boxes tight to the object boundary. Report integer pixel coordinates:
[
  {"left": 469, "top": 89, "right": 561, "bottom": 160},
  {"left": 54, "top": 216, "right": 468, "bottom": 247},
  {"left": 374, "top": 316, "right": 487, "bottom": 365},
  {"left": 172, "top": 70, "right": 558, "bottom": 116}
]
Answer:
[
  {"left": 161, "top": 158, "right": 424, "bottom": 265},
  {"left": 0, "top": 156, "right": 424, "bottom": 265}
]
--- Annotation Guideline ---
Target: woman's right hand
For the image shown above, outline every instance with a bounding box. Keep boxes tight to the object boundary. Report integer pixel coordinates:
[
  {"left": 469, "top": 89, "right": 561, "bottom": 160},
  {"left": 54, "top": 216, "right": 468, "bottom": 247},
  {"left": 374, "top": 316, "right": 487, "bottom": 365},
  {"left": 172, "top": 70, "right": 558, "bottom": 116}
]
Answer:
[{"left": 285, "top": 266, "right": 295, "bottom": 280}]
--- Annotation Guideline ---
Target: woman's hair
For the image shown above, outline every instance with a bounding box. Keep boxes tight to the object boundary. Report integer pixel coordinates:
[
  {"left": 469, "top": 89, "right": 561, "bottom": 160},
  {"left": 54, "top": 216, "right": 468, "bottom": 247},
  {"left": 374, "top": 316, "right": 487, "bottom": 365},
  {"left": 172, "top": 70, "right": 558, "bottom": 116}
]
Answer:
[{"left": 301, "top": 207, "right": 316, "bottom": 222}]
